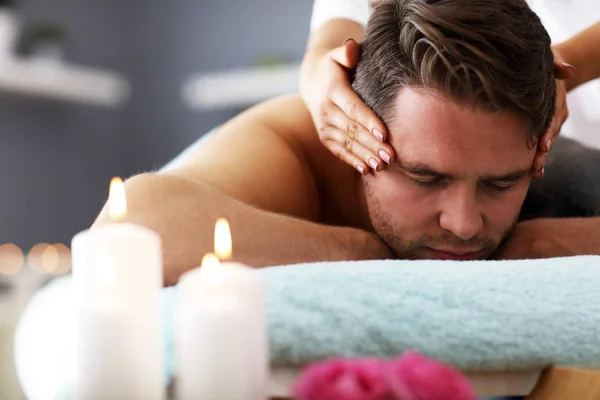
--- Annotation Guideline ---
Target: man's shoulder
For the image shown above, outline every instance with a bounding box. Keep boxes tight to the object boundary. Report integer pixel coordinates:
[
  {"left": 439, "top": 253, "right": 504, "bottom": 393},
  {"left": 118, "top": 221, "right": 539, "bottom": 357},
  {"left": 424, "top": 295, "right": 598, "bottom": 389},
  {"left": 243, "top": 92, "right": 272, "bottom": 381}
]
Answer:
[{"left": 168, "top": 95, "right": 356, "bottom": 223}]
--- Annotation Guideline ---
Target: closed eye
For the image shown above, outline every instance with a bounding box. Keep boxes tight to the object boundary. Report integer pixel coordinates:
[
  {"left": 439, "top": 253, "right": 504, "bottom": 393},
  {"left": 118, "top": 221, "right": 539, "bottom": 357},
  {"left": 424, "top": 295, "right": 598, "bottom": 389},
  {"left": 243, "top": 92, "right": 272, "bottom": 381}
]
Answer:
[
  {"left": 409, "top": 175, "right": 445, "bottom": 188},
  {"left": 482, "top": 181, "right": 515, "bottom": 192}
]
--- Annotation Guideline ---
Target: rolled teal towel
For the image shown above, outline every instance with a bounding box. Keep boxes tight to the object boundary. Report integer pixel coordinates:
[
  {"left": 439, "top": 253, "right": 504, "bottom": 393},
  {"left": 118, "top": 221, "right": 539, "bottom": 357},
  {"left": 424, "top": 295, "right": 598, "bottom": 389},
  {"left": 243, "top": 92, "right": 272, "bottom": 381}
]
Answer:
[
  {"left": 161, "top": 255, "right": 600, "bottom": 382},
  {"left": 15, "top": 256, "right": 600, "bottom": 400},
  {"left": 260, "top": 256, "right": 600, "bottom": 370}
]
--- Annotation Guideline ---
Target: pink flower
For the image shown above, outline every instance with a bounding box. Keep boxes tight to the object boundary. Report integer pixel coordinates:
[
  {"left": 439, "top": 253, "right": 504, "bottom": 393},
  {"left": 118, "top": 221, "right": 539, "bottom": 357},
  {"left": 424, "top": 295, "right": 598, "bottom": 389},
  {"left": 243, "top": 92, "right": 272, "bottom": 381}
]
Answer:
[
  {"left": 387, "top": 350, "right": 477, "bottom": 400},
  {"left": 293, "top": 358, "right": 394, "bottom": 400}
]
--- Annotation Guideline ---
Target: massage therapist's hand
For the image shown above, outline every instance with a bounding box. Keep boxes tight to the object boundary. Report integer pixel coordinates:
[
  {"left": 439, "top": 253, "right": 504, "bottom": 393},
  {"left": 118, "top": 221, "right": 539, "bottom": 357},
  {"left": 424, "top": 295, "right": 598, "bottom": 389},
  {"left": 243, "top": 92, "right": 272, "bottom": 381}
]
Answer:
[
  {"left": 301, "top": 38, "right": 395, "bottom": 175},
  {"left": 493, "top": 219, "right": 577, "bottom": 260},
  {"left": 532, "top": 49, "right": 575, "bottom": 180}
]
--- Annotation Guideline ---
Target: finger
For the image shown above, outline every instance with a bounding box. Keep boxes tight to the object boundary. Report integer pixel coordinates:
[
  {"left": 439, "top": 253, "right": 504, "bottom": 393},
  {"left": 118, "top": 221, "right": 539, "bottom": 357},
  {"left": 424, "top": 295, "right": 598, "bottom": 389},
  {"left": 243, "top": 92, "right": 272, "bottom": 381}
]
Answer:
[
  {"left": 537, "top": 129, "right": 553, "bottom": 153},
  {"left": 324, "top": 139, "right": 369, "bottom": 175},
  {"left": 327, "top": 124, "right": 384, "bottom": 171},
  {"left": 343, "top": 38, "right": 361, "bottom": 69},
  {"left": 329, "top": 38, "right": 361, "bottom": 71},
  {"left": 552, "top": 49, "right": 575, "bottom": 80},
  {"left": 554, "top": 61, "right": 575, "bottom": 80},
  {"left": 330, "top": 84, "right": 390, "bottom": 143},
  {"left": 531, "top": 151, "right": 547, "bottom": 175},
  {"left": 325, "top": 102, "right": 394, "bottom": 165}
]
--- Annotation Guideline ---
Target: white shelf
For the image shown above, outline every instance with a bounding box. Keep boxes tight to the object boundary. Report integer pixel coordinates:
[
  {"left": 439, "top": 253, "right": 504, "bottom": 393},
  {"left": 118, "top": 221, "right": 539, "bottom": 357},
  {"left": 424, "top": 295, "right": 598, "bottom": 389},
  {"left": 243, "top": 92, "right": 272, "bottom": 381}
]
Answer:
[
  {"left": 183, "top": 63, "right": 300, "bottom": 110},
  {"left": 0, "top": 58, "right": 130, "bottom": 107},
  {"left": 0, "top": 9, "right": 129, "bottom": 107}
]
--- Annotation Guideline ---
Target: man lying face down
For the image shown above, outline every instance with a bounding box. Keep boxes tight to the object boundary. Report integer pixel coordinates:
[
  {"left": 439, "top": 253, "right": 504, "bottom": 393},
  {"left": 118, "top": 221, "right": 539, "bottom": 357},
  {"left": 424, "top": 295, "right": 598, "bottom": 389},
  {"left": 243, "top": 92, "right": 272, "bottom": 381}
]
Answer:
[
  {"left": 93, "top": 0, "right": 600, "bottom": 286},
  {"left": 348, "top": 0, "right": 556, "bottom": 261}
]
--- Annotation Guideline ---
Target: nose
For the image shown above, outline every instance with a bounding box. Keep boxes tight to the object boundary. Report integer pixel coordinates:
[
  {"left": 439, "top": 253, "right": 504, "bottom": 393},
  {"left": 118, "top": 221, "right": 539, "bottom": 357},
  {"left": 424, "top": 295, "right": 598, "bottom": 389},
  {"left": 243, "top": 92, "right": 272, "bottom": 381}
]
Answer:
[{"left": 439, "top": 186, "right": 484, "bottom": 241}]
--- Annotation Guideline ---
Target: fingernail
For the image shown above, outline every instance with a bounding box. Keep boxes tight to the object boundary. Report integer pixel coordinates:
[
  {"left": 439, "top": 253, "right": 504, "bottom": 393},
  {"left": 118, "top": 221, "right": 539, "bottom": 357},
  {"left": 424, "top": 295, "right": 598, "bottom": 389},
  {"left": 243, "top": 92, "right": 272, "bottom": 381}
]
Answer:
[
  {"left": 357, "top": 164, "right": 365, "bottom": 174},
  {"left": 561, "top": 62, "right": 575, "bottom": 73},
  {"left": 378, "top": 149, "right": 391, "bottom": 164},
  {"left": 368, "top": 158, "right": 379, "bottom": 170},
  {"left": 546, "top": 139, "right": 552, "bottom": 151},
  {"left": 343, "top": 38, "right": 355, "bottom": 46},
  {"left": 540, "top": 167, "right": 545, "bottom": 177},
  {"left": 373, "top": 128, "right": 384, "bottom": 142}
]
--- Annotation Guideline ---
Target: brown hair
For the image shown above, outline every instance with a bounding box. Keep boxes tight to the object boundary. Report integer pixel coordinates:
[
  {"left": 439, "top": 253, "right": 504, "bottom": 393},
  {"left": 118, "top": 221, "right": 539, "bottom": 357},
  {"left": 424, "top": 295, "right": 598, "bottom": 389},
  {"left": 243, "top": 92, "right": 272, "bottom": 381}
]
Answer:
[{"left": 353, "top": 0, "right": 556, "bottom": 146}]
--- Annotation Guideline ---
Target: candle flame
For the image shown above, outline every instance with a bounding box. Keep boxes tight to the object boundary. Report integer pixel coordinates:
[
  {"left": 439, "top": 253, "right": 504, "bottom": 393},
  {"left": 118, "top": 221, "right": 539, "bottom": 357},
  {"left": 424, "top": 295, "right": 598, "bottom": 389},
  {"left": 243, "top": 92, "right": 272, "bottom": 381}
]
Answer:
[
  {"left": 108, "top": 177, "right": 127, "bottom": 221},
  {"left": 214, "top": 218, "right": 232, "bottom": 260}
]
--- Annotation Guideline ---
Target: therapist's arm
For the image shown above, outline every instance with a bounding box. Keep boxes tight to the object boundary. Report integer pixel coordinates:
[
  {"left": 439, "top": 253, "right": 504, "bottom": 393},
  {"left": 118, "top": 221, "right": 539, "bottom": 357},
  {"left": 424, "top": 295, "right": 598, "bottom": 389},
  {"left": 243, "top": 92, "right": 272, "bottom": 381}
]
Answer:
[
  {"left": 300, "top": 1, "right": 394, "bottom": 175},
  {"left": 300, "top": 18, "right": 365, "bottom": 108},
  {"left": 92, "top": 96, "right": 392, "bottom": 286},
  {"left": 555, "top": 21, "right": 600, "bottom": 92}
]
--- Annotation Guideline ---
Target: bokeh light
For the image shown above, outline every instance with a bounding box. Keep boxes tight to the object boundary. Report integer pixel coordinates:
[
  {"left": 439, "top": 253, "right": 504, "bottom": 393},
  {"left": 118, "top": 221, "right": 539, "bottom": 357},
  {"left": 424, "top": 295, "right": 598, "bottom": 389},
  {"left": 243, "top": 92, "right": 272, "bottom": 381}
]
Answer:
[
  {"left": 0, "top": 243, "right": 24, "bottom": 275},
  {"left": 51, "top": 243, "right": 71, "bottom": 275},
  {"left": 28, "top": 243, "right": 72, "bottom": 274},
  {"left": 41, "top": 245, "right": 59, "bottom": 273},
  {"left": 28, "top": 243, "right": 50, "bottom": 274}
]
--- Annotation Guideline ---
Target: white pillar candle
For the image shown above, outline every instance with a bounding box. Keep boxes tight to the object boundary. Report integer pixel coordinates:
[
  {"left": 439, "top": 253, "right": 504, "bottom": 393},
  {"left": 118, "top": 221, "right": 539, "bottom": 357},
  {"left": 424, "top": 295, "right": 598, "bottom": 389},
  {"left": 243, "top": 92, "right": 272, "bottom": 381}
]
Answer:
[
  {"left": 70, "top": 177, "right": 165, "bottom": 400},
  {"left": 175, "top": 220, "right": 268, "bottom": 400}
]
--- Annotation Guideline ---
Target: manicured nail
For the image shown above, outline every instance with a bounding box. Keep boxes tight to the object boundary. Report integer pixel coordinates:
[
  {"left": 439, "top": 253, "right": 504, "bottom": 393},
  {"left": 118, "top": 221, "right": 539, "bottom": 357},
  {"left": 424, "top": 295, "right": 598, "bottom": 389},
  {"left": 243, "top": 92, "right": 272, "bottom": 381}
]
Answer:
[
  {"left": 379, "top": 149, "right": 391, "bottom": 164},
  {"left": 373, "top": 129, "right": 384, "bottom": 142},
  {"left": 542, "top": 154, "right": 548, "bottom": 168},
  {"left": 357, "top": 164, "right": 365, "bottom": 174},
  {"left": 546, "top": 139, "right": 552, "bottom": 151},
  {"left": 368, "top": 158, "right": 379, "bottom": 170},
  {"left": 561, "top": 62, "right": 575, "bottom": 73}
]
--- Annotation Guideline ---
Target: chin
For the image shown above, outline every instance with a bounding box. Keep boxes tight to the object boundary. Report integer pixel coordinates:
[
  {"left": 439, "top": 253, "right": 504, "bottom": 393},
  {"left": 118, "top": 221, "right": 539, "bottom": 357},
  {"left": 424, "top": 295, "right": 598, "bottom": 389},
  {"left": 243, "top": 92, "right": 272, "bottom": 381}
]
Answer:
[{"left": 391, "top": 245, "right": 496, "bottom": 262}]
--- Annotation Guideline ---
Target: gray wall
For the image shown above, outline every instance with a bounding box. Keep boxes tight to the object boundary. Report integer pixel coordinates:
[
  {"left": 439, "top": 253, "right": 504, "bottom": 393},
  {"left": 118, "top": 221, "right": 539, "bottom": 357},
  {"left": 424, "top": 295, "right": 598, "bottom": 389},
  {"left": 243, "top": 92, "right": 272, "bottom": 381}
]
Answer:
[
  {"left": 0, "top": 1, "right": 312, "bottom": 250},
  {"left": 126, "top": 0, "right": 312, "bottom": 170}
]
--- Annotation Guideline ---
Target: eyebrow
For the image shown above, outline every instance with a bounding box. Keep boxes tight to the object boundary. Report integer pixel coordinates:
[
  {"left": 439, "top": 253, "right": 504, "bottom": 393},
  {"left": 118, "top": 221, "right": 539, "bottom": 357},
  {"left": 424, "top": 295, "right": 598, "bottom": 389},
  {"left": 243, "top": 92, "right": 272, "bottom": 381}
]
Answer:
[{"left": 394, "top": 161, "right": 530, "bottom": 182}]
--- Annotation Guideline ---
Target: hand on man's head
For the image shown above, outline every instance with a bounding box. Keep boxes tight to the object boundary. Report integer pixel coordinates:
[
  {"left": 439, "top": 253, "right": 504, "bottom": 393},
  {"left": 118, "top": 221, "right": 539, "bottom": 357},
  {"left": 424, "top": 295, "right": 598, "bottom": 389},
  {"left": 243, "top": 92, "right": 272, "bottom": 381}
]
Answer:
[{"left": 531, "top": 48, "right": 575, "bottom": 180}]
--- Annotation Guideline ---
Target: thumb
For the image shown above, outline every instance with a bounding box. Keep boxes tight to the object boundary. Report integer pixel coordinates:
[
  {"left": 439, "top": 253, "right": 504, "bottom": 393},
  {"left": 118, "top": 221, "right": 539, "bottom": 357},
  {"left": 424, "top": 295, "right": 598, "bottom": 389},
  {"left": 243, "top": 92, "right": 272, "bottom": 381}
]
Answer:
[
  {"left": 330, "top": 38, "right": 361, "bottom": 70},
  {"left": 552, "top": 51, "right": 575, "bottom": 80},
  {"left": 555, "top": 61, "right": 575, "bottom": 80}
]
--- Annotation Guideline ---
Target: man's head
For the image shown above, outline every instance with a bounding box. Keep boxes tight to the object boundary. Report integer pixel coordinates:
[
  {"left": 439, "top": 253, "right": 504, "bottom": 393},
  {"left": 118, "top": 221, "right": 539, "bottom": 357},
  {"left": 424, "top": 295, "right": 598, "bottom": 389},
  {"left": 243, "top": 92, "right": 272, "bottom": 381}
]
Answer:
[{"left": 353, "top": 0, "right": 556, "bottom": 260}]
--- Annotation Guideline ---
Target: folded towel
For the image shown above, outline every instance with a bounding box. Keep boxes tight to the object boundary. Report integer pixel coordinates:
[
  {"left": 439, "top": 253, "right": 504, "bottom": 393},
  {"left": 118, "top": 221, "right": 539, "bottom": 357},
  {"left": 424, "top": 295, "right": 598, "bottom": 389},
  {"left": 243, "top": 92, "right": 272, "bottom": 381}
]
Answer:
[
  {"left": 14, "top": 256, "right": 600, "bottom": 400},
  {"left": 247, "top": 256, "right": 600, "bottom": 372}
]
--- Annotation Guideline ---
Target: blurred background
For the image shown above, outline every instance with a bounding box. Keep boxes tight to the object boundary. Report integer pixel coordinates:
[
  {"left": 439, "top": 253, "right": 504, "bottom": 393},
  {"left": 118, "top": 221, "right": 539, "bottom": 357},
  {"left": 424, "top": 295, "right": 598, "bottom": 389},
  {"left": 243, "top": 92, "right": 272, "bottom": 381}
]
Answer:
[
  {"left": 0, "top": 0, "right": 598, "bottom": 398},
  {"left": 0, "top": 1, "right": 312, "bottom": 398}
]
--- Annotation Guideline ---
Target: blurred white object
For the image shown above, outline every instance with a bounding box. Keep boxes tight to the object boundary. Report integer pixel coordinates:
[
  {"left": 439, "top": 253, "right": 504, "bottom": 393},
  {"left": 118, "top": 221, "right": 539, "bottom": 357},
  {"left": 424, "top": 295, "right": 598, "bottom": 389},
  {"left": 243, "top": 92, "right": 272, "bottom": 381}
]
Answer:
[
  {"left": 0, "top": 267, "right": 48, "bottom": 400},
  {"left": 0, "top": 7, "right": 130, "bottom": 107},
  {"left": 309, "top": 0, "right": 370, "bottom": 33},
  {"left": 14, "top": 277, "right": 75, "bottom": 400},
  {"left": 0, "top": 8, "right": 18, "bottom": 56},
  {"left": 183, "top": 64, "right": 300, "bottom": 110},
  {"left": 0, "top": 58, "right": 130, "bottom": 107}
]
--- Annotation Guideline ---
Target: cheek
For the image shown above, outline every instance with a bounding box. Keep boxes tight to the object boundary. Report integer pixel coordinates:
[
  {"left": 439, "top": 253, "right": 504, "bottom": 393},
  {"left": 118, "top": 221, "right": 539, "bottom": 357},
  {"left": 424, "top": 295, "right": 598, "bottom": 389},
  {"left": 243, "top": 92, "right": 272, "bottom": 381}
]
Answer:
[
  {"left": 481, "top": 184, "right": 530, "bottom": 227},
  {"left": 367, "top": 175, "right": 436, "bottom": 220}
]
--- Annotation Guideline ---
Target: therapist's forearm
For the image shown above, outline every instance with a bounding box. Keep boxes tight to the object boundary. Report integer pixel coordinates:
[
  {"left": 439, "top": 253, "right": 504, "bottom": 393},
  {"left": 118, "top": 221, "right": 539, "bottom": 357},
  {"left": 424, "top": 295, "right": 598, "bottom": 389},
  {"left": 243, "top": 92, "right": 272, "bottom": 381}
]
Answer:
[
  {"left": 300, "top": 19, "right": 365, "bottom": 96},
  {"left": 305, "top": 19, "right": 365, "bottom": 55},
  {"left": 555, "top": 21, "right": 600, "bottom": 92},
  {"left": 92, "top": 173, "right": 391, "bottom": 286}
]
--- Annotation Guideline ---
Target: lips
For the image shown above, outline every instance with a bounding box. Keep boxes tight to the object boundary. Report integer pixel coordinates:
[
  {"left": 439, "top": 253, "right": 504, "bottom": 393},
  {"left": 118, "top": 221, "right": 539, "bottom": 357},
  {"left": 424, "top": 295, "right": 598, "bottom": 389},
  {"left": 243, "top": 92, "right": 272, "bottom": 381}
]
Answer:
[{"left": 426, "top": 248, "right": 483, "bottom": 261}]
